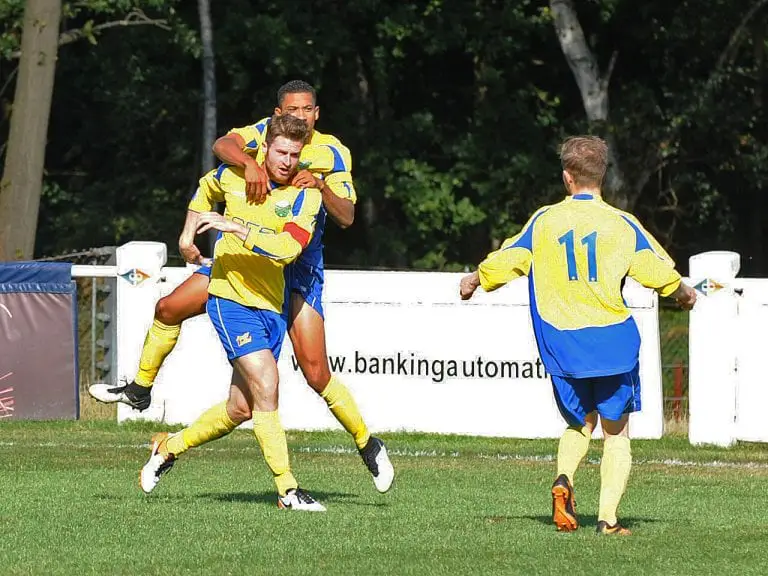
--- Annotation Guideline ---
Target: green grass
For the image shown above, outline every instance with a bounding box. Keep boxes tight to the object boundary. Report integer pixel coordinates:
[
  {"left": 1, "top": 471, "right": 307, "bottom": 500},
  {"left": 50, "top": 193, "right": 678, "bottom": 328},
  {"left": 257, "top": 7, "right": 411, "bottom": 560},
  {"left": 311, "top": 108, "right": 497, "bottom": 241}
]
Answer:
[{"left": 1, "top": 421, "right": 767, "bottom": 575}]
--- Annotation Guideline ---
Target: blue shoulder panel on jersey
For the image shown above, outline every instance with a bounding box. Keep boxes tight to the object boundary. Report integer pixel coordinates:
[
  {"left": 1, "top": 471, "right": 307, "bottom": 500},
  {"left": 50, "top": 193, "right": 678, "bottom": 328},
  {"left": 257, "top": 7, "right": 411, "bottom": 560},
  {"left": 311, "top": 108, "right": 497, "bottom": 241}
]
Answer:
[
  {"left": 245, "top": 139, "right": 258, "bottom": 149},
  {"left": 504, "top": 208, "right": 550, "bottom": 252},
  {"left": 255, "top": 118, "right": 269, "bottom": 134},
  {"left": 324, "top": 145, "right": 348, "bottom": 172},
  {"left": 620, "top": 215, "right": 652, "bottom": 253},
  {"left": 214, "top": 163, "right": 230, "bottom": 181},
  {"left": 292, "top": 189, "right": 306, "bottom": 217}
]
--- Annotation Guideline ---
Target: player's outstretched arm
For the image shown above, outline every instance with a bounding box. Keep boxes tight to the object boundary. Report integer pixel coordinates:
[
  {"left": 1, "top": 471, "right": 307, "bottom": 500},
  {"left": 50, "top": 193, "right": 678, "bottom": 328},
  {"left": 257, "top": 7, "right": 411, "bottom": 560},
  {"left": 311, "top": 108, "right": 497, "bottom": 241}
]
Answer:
[
  {"left": 212, "top": 132, "right": 268, "bottom": 204},
  {"left": 465, "top": 208, "right": 542, "bottom": 297},
  {"left": 459, "top": 271, "right": 481, "bottom": 300},
  {"left": 195, "top": 189, "right": 321, "bottom": 265},
  {"left": 195, "top": 211, "right": 302, "bottom": 262},
  {"left": 670, "top": 282, "right": 697, "bottom": 310},
  {"left": 624, "top": 217, "right": 691, "bottom": 304},
  {"left": 196, "top": 212, "right": 248, "bottom": 240},
  {"left": 459, "top": 240, "right": 532, "bottom": 301}
]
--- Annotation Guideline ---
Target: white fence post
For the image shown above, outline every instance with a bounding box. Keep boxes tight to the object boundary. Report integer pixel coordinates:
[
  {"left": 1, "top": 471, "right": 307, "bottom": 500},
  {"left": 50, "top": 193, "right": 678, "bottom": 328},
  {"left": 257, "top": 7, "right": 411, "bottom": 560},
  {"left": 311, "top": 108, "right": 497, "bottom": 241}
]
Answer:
[
  {"left": 688, "top": 251, "right": 740, "bottom": 447},
  {"left": 114, "top": 241, "right": 167, "bottom": 422}
]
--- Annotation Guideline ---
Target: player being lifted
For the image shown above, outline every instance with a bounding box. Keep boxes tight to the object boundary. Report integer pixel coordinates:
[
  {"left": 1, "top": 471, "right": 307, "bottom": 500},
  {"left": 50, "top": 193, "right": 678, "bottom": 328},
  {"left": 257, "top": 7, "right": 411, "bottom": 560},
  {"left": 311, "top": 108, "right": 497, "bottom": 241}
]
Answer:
[
  {"left": 91, "top": 81, "right": 393, "bottom": 493},
  {"left": 140, "top": 114, "right": 329, "bottom": 510},
  {"left": 459, "top": 136, "right": 696, "bottom": 535}
]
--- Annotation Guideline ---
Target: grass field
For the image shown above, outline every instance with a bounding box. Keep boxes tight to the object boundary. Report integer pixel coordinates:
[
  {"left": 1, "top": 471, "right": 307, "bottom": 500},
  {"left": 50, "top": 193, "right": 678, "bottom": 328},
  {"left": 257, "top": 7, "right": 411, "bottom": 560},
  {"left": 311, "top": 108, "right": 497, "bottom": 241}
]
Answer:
[{"left": 1, "top": 421, "right": 768, "bottom": 575}]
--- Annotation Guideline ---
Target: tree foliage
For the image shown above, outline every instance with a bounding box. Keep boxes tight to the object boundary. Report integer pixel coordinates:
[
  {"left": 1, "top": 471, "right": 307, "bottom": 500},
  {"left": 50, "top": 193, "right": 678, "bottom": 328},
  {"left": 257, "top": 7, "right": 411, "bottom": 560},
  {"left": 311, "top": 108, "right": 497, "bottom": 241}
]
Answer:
[{"left": 0, "top": 0, "right": 766, "bottom": 273}]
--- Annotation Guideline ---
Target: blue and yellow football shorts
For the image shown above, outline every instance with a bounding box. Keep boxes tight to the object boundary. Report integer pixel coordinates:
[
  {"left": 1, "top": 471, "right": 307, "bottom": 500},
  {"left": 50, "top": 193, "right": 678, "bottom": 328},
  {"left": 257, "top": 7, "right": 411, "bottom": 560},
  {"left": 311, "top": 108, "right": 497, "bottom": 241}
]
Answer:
[
  {"left": 550, "top": 363, "right": 641, "bottom": 426},
  {"left": 284, "top": 257, "right": 324, "bottom": 320},
  {"left": 206, "top": 295, "right": 287, "bottom": 361}
]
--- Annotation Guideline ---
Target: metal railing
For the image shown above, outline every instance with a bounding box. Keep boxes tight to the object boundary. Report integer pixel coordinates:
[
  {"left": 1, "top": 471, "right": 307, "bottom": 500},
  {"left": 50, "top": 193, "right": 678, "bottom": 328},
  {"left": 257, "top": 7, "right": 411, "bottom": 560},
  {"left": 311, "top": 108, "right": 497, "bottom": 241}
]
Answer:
[{"left": 659, "top": 301, "right": 689, "bottom": 424}]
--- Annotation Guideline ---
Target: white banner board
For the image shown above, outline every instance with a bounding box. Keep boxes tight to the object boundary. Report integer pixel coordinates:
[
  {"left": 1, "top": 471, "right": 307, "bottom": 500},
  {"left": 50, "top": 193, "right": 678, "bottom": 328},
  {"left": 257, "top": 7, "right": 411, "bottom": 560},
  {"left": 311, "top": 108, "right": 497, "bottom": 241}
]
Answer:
[{"left": 113, "top": 242, "right": 664, "bottom": 438}]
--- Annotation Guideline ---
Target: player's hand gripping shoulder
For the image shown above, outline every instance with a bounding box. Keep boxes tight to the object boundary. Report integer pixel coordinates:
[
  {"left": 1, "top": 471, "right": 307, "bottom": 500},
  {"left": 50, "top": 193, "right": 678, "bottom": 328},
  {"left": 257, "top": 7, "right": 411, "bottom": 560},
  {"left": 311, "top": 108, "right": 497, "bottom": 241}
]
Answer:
[
  {"left": 459, "top": 271, "right": 481, "bottom": 300},
  {"left": 291, "top": 169, "right": 323, "bottom": 191},
  {"left": 195, "top": 212, "right": 248, "bottom": 241},
  {"left": 244, "top": 158, "right": 269, "bottom": 205},
  {"left": 212, "top": 130, "right": 269, "bottom": 205}
]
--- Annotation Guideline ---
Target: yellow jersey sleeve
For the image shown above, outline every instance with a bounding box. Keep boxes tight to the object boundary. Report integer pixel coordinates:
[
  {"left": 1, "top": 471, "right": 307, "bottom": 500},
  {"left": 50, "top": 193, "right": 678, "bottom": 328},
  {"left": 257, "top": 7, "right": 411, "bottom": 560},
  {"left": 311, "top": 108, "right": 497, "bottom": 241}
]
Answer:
[
  {"left": 299, "top": 144, "right": 341, "bottom": 173},
  {"left": 477, "top": 237, "right": 532, "bottom": 292},
  {"left": 477, "top": 208, "right": 548, "bottom": 291},
  {"left": 623, "top": 215, "right": 681, "bottom": 297},
  {"left": 243, "top": 188, "right": 322, "bottom": 263},
  {"left": 324, "top": 171, "right": 357, "bottom": 204},
  {"left": 227, "top": 117, "right": 270, "bottom": 150},
  {"left": 324, "top": 141, "right": 356, "bottom": 203},
  {"left": 302, "top": 132, "right": 357, "bottom": 204},
  {"left": 188, "top": 166, "right": 227, "bottom": 212}
]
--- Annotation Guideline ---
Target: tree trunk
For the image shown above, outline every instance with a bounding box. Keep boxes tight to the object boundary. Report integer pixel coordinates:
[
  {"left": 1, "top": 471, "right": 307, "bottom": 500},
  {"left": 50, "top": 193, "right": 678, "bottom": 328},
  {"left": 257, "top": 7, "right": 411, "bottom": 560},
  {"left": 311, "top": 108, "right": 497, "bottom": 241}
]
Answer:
[
  {"left": 750, "top": 14, "right": 765, "bottom": 274},
  {"left": 550, "top": 0, "right": 768, "bottom": 213},
  {"left": 549, "top": 0, "right": 629, "bottom": 208},
  {"left": 198, "top": 0, "right": 216, "bottom": 174},
  {"left": 0, "top": 0, "right": 61, "bottom": 260},
  {"left": 197, "top": 0, "right": 217, "bottom": 255}
]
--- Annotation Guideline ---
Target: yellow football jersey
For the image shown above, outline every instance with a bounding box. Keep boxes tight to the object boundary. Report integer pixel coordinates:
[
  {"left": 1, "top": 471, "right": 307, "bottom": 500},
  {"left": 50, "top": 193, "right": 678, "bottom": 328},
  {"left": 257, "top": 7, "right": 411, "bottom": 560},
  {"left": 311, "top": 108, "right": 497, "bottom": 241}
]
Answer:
[
  {"left": 228, "top": 117, "right": 356, "bottom": 204},
  {"left": 188, "top": 165, "right": 322, "bottom": 312},
  {"left": 478, "top": 193, "right": 682, "bottom": 378}
]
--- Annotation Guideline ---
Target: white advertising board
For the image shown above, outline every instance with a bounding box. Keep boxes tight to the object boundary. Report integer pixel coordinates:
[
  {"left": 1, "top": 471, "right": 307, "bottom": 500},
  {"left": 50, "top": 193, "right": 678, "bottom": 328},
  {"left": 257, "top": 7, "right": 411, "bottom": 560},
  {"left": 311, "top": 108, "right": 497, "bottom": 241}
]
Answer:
[{"left": 113, "top": 242, "right": 664, "bottom": 438}]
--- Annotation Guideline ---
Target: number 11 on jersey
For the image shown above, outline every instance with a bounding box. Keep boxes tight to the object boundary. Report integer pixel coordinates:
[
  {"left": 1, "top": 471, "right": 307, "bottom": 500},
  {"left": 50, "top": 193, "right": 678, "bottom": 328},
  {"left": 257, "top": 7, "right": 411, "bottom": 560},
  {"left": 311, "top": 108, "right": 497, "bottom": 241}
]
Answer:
[{"left": 558, "top": 230, "right": 598, "bottom": 282}]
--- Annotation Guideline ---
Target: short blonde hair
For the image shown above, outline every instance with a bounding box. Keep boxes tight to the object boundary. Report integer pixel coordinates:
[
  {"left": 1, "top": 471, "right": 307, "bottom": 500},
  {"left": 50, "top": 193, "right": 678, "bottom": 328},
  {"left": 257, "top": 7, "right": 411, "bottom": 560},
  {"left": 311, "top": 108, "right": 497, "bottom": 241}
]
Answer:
[
  {"left": 560, "top": 136, "right": 608, "bottom": 188},
  {"left": 265, "top": 114, "right": 310, "bottom": 145}
]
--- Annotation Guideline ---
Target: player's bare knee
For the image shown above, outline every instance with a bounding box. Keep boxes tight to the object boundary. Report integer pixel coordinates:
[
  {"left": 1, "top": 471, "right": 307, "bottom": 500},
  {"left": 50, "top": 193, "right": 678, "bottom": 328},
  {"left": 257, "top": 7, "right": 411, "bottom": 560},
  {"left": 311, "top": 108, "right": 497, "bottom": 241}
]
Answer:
[
  {"left": 154, "top": 297, "right": 180, "bottom": 325},
  {"left": 601, "top": 414, "right": 629, "bottom": 437},
  {"left": 227, "top": 399, "right": 252, "bottom": 424},
  {"left": 301, "top": 359, "right": 331, "bottom": 393}
]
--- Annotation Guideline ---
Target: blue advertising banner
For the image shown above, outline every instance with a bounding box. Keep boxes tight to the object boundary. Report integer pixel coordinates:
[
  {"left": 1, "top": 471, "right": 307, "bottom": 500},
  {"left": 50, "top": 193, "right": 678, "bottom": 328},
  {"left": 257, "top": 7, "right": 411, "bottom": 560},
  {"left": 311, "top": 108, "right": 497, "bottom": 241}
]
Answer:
[{"left": 0, "top": 262, "right": 79, "bottom": 420}]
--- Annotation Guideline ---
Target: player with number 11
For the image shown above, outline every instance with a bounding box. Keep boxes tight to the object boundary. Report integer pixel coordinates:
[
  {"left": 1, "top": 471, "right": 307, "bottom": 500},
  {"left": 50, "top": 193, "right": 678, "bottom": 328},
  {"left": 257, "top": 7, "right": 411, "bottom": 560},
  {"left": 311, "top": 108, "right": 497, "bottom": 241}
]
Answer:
[{"left": 459, "top": 136, "right": 696, "bottom": 535}]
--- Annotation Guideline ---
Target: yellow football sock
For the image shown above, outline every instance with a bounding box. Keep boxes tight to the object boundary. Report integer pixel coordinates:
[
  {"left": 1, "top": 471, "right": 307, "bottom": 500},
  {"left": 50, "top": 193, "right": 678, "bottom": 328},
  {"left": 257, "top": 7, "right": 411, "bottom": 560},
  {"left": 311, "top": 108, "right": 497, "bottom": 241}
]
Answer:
[
  {"left": 320, "top": 375, "right": 370, "bottom": 450},
  {"left": 253, "top": 410, "right": 297, "bottom": 496},
  {"left": 598, "top": 435, "right": 632, "bottom": 525},
  {"left": 135, "top": 320, "right": 181, "bottom": 387},
  {"left": 165, "top": 401, "right": 237, "bottom": 456},
  {"left": 556, "top": 425, "right": 592, "bottom": 483}
]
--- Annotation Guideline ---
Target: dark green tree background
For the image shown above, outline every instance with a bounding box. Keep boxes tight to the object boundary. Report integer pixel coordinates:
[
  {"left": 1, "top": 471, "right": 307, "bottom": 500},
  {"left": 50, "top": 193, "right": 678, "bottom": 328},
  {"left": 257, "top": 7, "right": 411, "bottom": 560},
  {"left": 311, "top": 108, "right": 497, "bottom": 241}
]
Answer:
[{"left": 1, "top": 0, "right": 766, "bottom": 273}]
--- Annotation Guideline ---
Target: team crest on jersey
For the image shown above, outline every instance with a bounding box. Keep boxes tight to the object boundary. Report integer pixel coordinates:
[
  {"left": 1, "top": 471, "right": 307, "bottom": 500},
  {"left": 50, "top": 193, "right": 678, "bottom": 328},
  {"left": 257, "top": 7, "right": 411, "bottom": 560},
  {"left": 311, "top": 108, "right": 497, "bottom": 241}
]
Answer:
[
  {"left": 297, "top": 160, "right": 312, "bottom": 170},
  {"left": 275, "top": 200, "right": 291, "bottom": 218},
  {"left": 236, "top": 332, "right": 252, "bottom": 347},
  {"left": 119, "top": 268, "right": 150, "bottom": 286},
  {"left": 693, "top": 278, "right": 724, "bottom": 296}
]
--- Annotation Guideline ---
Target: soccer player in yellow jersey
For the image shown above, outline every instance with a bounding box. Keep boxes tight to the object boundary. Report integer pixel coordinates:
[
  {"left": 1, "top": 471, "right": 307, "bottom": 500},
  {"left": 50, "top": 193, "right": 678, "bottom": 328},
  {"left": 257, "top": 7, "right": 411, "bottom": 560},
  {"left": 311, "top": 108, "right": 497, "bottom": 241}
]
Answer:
[
  {"left": 140, "top": 114, "right": 326, "bottom": 510},
  {"left": 460, "top": 136, "right": 697, "bottom": 535},
  {"left": 92, "top": 81, "right": 394, "bottom": 493}
]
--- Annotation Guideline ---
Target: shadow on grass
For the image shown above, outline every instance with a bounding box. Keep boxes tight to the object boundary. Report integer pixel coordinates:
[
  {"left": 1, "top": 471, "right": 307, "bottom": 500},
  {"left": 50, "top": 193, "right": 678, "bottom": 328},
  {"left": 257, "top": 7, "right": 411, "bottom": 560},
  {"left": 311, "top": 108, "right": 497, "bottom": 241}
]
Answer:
[
  {"left": 203, "top": 491, "right": 388, "bottom": 507},
  {"left": 95, "top": 490, "right": 389, "bottom": 508},
  {"left": 483, "top": 514, "right": 660, "bottom": 530}
]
